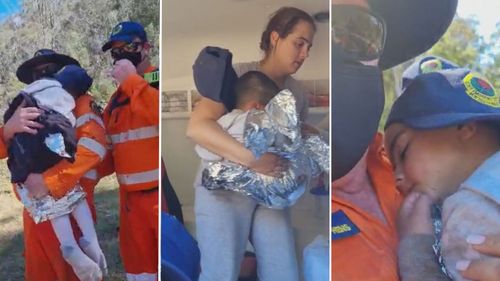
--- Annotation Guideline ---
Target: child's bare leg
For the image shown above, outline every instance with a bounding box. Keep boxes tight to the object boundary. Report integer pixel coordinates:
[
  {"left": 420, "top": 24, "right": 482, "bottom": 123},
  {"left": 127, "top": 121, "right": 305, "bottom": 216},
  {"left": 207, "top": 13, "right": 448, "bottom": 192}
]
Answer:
[
  {"left": 72, "top": 200, "right": 108, "bottom": 275},
  {"left": 50, "top": 214, "right": 102, "bottom": 281}
]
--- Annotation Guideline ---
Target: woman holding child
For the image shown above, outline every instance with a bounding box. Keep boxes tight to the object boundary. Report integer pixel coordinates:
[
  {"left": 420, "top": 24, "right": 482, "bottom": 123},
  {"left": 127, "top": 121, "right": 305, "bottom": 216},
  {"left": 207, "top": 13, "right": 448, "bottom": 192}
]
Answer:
[{"left": 187, "top": 6, "right": 316, "bottom": 281}]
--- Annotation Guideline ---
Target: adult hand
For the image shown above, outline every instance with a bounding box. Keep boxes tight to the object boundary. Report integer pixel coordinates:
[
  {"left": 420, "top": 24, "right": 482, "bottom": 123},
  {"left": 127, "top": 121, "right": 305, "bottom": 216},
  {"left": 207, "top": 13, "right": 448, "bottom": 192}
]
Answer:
[
  {"left": 112, "top": 59, "right": 137, "bottom": 84},
  {"left": 23, "top": 173, "right": 49, "bottom": 199},
  {"left": 457, "top": 234, "right": 500, "bottom": 281},
  {"left": 248, "top": 152, "right": 288, "bottom": 177},
  {"left": 398, "top": 191, "right": 434, "bottom": 238},
  {"left": 3, "top": 104, "right": 43, "bottom": 142}
]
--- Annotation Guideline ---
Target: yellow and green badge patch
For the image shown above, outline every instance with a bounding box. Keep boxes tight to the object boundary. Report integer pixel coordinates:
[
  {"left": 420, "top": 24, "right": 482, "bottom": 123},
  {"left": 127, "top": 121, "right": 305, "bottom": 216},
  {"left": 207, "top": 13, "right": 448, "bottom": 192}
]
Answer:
[{"left": 463, "top": 73, "right": 499, "bottom": 108}]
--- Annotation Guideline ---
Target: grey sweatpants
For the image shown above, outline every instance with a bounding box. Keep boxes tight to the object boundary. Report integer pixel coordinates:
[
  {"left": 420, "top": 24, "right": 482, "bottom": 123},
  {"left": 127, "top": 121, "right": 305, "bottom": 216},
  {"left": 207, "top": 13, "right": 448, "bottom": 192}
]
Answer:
[{"left": 194, "top": 184, "right": 299, "bottom": 281}]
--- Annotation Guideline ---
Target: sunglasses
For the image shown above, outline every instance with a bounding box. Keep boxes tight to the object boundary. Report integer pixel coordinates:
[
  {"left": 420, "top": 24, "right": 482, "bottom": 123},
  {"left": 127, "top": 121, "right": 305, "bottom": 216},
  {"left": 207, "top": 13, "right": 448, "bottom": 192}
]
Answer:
[
  {"left": 332, "top": 5, "right": 386, "bottom": 62},
  {"left": 110, "top": 41, "right": 144, "bottom": 59}
]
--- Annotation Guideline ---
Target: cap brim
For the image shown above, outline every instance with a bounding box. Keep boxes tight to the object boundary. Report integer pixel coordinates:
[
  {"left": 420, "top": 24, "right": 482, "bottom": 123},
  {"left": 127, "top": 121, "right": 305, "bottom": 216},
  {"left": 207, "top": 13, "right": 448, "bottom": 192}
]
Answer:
[
  {"left": 16, "top": 54, "right": 80, "bottom": 84},
  {"left": 401, "top": 113, "right": 500, "bottom": 129},
  {"left": 101, "top": 34, "right": 135, "bottom": 52},
  {"left": 370, "top": 0, "right": 458, "bottom": 70}
]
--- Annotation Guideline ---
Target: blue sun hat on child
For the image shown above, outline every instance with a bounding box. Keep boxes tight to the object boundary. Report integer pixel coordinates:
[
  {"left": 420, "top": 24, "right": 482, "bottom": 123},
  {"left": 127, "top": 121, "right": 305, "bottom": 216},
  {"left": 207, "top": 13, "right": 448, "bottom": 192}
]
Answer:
[{"left": 386, "top": 68, "right": 500, "bottom": 130}]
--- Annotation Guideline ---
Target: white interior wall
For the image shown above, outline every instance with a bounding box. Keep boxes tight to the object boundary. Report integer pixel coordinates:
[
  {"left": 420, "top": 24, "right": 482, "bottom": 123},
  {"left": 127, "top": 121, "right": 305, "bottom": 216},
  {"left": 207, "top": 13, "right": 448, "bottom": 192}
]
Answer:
[{"left": 161, "top": 1, "right": 330, "bottom": 279}]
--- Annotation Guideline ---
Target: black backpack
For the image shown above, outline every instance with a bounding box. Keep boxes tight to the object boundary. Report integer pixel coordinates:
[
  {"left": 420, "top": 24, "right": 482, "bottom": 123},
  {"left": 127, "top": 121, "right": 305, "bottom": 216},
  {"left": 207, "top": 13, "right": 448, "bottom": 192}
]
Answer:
[{"left": 4, "top": 92, "right": 77, "bottom": 183}]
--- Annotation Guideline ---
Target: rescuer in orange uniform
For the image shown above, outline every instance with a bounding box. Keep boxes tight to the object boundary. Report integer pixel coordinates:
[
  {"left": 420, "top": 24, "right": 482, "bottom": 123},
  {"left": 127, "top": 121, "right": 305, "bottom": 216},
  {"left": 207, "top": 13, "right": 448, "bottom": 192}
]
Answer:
[
  {"left": 332, "top": 134, "right": 403, "bottom": 281},
  {"left": 331, "top": 0, "right": 457, "bottom": 280},
  {"left": 1, "top": 49, "right": 107, "bottom": 281},
  {"left": 100, "top": 21, "right": 159, "bottom": 280}
]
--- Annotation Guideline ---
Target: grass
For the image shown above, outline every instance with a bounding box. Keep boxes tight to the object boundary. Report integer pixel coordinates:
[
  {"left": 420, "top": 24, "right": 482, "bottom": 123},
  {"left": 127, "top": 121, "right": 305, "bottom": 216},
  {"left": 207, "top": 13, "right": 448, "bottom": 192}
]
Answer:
[{"left": 0, "top": 160, "right": 125, "bottom": 280}]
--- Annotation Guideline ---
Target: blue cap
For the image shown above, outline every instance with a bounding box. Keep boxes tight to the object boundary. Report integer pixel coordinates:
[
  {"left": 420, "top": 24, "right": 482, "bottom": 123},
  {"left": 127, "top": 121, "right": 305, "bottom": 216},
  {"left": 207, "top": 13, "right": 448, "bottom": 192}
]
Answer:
[
  {"left": 386, "top": 68, "right": 500, "bottom": 130},
  {"left": 193, "top": 46, "right": 238, "bottom": 111},
  {"left": 401, "top": 55, "right": 459, "bottom": 92},
  {"left": 102, "top": 21, "right": 148, "bottom": 52},
  {"left": 54, "top": 65, "right": 93, "bottom": 95}
]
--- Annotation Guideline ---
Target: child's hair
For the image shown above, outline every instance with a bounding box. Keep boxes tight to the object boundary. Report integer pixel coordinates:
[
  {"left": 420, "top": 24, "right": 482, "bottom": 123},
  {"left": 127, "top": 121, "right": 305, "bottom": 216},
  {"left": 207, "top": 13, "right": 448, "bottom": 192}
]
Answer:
[
  {"left": 478, "top": 120, "right": 500, "bottom": 145},
  {"left": 234, "top": 71, "right": 279, "bottom": 108}
]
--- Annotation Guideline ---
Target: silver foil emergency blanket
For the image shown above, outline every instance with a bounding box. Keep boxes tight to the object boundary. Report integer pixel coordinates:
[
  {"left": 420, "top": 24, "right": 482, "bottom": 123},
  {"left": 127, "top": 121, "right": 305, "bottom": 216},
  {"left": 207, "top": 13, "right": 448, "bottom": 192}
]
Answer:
[
  {"left": 202, "top": 89, "right": 329, "bottom": 208},
  {"left": 17, "top": 183, "right": 86, "bottom": 224}
]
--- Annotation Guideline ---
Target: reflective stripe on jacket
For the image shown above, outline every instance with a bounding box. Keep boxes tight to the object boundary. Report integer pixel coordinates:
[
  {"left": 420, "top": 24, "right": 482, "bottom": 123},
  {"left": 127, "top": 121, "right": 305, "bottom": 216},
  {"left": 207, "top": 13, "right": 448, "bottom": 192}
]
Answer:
[
  {"left": 102, "top": 66, "right": 159, "bottom": 192},
  {"left": 43, "top": 94, "right": 107, "bottom": 200}
]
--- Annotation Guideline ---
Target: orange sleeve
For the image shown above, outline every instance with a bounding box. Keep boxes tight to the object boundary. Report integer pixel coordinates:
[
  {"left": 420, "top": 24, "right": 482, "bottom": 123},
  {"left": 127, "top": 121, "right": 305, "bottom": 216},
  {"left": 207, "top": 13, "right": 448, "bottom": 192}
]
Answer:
[
  {"left": 43, "top": 121, "right": 107, "bottom": 199},
  {"left": 0, "top": 127, "right": 9, "bottom": 159},
  {"left": 96, "top": 146, "right": 114, "bottom": 178},
  {"left": 119, "top": 74, "right": 159, "bottom": 125}
]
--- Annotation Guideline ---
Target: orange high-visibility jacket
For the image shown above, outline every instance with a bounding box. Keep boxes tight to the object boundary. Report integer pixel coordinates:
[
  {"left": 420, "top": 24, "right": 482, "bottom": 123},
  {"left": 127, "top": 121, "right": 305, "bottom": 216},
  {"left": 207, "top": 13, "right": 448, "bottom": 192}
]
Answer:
[
  {"left": 0, "top": 128, "right": 8, "bottom": 158},
  {"left": 41, "top": 94, "right": 107, "bottom": 221},
  {"left": 331, "top": 134, "right": 403, "bottom": 281},
  {"left": 101, "top": 66, "right": 159, "bottom": 191}
]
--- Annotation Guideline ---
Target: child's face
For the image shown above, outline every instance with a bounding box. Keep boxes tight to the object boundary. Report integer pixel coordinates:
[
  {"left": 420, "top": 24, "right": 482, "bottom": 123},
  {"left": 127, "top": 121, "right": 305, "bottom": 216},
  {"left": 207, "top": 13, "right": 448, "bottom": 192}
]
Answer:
[{"left": 384, "top": 123, "right": 464, "bottom": 200}]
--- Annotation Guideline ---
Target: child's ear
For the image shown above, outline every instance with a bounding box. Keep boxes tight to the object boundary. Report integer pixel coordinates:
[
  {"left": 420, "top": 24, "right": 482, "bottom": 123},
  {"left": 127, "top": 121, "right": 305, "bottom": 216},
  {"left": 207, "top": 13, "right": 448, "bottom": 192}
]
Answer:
[{"left": 457, "top": 122, "right": 477, "bottom": 141}]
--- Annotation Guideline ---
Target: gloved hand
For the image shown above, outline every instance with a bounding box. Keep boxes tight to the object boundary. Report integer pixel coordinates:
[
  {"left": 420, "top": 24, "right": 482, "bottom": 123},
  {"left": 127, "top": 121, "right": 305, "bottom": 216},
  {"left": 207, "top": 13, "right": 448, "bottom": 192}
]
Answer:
[{"left": 112, "top": 59, "right": 137, "bottom": 84}]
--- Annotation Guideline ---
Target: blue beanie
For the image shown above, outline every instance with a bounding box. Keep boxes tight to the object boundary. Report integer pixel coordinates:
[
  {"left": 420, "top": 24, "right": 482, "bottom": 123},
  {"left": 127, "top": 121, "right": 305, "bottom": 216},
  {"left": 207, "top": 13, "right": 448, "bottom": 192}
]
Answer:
[{"left": 54, "top": 65, "right": 93, "bottom": 95}]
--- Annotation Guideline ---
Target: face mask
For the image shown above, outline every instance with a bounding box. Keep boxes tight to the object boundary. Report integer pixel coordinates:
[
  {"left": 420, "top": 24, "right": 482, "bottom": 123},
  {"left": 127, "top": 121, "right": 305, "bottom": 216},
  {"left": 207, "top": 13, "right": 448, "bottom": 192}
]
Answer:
[
  {"left": 112, "top": 51, "right": 143, "bottom": 66},
  {"left": 331, "top": 46, "right": 385, "bottom": 181}
]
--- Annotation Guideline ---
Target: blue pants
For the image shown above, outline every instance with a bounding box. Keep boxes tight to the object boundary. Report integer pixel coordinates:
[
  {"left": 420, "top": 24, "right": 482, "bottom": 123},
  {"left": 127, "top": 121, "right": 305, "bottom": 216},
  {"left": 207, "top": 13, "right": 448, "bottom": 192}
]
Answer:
[{"left": 194, "top": 184, "right": 299, "bottom": 281}]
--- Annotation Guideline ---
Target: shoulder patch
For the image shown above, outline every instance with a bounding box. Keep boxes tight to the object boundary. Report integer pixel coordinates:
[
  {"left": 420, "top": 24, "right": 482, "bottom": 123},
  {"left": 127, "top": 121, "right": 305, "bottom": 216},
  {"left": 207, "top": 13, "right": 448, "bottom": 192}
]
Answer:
[
  {"left": 463, "top": 73, "right": 499, "bottom": 108},
  {"left": 144, "top": 70, "right": 159, "bottom": 85},
  {"left": 331, "top": 210, "right": 360, "bottom": 240}
]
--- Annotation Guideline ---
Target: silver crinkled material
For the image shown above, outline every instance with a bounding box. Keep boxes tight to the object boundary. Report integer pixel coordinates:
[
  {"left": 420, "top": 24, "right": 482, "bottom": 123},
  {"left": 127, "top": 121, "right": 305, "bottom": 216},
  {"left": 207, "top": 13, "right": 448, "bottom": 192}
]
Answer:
[
  {"left": 202, "top": 89, "right": 329, "bottom": 208},
  {"left": 17, "top": 183, "right": 86, "bottom": 224}
]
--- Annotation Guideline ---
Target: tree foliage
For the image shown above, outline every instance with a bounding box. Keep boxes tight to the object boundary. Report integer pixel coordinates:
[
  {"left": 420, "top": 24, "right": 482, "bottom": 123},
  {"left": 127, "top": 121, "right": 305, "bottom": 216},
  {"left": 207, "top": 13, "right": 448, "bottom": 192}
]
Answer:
[
  {"left": 0, "top": 0, "right": 159, "bottom": 108},
  {"left": 379, "top": 15, "right": 500, "bottom": 129}
]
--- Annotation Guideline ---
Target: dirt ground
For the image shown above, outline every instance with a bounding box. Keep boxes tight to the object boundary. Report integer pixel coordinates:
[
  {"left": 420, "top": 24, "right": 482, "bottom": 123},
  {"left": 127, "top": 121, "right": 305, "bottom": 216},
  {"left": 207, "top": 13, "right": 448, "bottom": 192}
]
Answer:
[{"left": 0, "top": 161, "right": 125, "bottom": 280}]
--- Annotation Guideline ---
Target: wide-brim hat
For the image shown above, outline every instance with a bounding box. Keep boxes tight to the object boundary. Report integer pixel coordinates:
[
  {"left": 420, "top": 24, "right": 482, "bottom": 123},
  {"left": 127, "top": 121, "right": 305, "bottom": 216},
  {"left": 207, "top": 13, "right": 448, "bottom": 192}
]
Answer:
[
  {"left": 370, "top": 0, "right": 458, "bottom": 70},
  {"left": 16, "top": 49, "right": 80, "bottom": 84}
]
